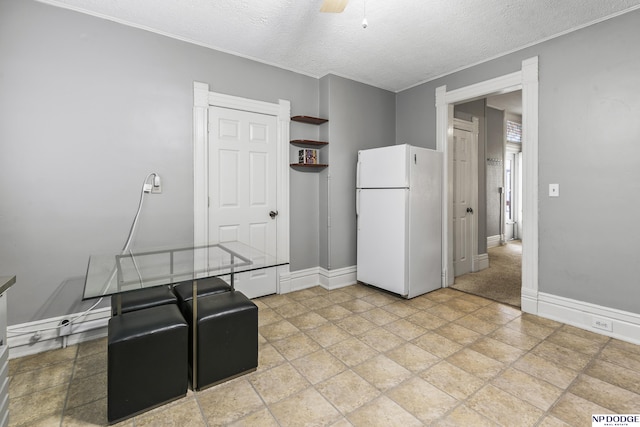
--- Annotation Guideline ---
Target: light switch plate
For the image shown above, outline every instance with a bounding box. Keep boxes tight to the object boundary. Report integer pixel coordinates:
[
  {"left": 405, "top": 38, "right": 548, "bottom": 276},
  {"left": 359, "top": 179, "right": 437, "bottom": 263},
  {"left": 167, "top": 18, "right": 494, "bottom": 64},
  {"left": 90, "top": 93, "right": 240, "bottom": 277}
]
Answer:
[{"left": 549, "top": 183, "right": 559, "bottom": 197}]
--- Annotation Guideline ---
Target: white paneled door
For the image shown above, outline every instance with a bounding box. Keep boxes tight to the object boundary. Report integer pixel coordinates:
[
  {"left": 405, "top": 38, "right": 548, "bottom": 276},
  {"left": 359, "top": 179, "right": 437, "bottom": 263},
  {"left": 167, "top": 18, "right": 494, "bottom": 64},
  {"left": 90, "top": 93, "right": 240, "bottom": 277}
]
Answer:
[
  {"left": 451, "top": 120, "right": 477, "bottom": 277},
  {"left": 208, "top": 106, "right": 278, "bottom": 298}
]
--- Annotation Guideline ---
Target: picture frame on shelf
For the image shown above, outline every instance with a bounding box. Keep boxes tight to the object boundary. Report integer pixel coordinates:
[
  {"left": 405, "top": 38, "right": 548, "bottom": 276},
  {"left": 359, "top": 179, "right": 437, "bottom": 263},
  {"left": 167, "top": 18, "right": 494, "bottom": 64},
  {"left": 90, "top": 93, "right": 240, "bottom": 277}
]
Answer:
[{"left": 298, "top": 149, "right": 318, "bottom": 165}]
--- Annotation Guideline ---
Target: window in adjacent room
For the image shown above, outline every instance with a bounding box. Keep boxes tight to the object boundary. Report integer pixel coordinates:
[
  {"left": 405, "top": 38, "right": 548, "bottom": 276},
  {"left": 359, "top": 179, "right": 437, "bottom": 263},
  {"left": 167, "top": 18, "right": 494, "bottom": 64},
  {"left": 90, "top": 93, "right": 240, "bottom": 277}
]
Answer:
[{"left": 506, "top": 120, "right": 522, "bottom": 143}]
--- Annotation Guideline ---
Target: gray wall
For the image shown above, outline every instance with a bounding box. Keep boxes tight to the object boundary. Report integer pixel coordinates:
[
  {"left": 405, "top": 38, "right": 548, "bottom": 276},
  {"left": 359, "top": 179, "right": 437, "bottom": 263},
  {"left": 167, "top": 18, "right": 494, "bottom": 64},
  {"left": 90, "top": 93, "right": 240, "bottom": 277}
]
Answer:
[
  {"left": 397, "top": 8, "right": 640, "bottom": 314},
  {"left": 485, "top": 106, "right": 505, "bottom": 238},
  {"left": 0, "top": 0, "right": 396, "bottom": 324},
  {"left": 321, "top": 75, "right": 396, "bottom": 270},
  {"left": 0, "top": 0, "right": 319, "bottom": 324},
  {"left": 3, "top": 0, "right": 640, "bottom": 324}
]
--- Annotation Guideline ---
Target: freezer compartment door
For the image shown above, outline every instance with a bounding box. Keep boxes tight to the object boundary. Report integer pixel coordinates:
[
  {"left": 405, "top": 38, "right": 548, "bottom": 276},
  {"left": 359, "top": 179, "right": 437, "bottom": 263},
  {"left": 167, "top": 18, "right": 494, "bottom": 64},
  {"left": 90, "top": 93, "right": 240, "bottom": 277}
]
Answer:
[
  {"left": 356, "top": 188, "right": 408, "bottom": 296},
  {"left": 357, "top": 145, "right": 409, "bottom": 189}
]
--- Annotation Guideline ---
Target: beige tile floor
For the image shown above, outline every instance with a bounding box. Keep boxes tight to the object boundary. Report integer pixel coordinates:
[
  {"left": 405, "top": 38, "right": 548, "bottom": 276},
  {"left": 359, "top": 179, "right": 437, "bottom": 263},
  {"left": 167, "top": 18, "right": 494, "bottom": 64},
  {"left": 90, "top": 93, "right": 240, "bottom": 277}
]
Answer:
[{"left": 8, "top": 284, "right": 640, "bottom": 426}]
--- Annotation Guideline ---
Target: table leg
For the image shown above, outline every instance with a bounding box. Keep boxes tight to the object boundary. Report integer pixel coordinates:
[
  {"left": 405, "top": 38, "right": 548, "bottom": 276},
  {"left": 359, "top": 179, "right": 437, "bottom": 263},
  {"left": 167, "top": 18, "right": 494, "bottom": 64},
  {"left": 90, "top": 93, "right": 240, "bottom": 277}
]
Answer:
[
  {"left": 192, "top": 279, "right": 198, "bottom": 390},
  {"left": 116, "top": 294, "right": 122, "bottom": 316},
  {"left": 230, "top": 255, "right": 235, "bottom": 291}
]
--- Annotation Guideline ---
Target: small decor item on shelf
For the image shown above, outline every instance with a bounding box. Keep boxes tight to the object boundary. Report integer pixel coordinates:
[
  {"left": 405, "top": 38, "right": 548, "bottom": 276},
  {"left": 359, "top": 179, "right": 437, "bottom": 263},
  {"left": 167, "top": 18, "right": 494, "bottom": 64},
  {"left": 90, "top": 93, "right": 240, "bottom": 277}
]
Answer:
[{"left": 298, "top": 149, "right": 318, "bottom": 164}]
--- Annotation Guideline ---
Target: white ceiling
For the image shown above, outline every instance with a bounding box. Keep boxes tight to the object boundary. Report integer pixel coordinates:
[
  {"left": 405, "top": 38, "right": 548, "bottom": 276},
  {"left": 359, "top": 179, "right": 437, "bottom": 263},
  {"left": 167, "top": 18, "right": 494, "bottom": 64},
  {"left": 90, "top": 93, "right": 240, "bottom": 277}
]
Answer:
[
  {"left": 42, "top": 0, "right": 640, "bottom": 92},
  {"left": 487, "top": 91, "right": 522, "bottom": 115}
]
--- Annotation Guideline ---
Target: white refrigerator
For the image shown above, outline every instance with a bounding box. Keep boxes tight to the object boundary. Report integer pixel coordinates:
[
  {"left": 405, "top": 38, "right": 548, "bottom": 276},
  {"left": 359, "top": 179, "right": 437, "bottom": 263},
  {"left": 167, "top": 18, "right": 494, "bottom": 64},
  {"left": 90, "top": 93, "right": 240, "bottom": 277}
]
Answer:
[{"left": 356, "top": 144, "right": 442, "bottom": 298}]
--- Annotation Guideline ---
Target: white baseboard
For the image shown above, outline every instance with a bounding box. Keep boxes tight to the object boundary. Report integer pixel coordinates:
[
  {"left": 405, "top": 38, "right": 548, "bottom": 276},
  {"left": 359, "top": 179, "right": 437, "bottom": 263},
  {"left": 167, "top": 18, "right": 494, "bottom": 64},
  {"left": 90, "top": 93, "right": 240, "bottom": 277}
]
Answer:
[
  {"left": 283, "top": 266, "right": 320, "bottom": 292},
  {"left": 7, "top": 307, "right": 110, "bottom": 359},
  {"left": 473, "top": 253, "right": 489, "bottom": 272},
  {"left": 319, "top": 266, "right": 358, "bottom": 290},
  {"left": 284, "top": 265, "right": 357, "bottom": 293},
  {"left": 533, "top": 292, "right": 640, "bottom": 345},
  {"left": 487, "top": 235, "right": 503, "bottom": 248},
  {"left": 277, "top": 266, "right": 292, "bottom": 294},
  {"left": 520, "top": 287, "right": 539, "bottom": 314}
]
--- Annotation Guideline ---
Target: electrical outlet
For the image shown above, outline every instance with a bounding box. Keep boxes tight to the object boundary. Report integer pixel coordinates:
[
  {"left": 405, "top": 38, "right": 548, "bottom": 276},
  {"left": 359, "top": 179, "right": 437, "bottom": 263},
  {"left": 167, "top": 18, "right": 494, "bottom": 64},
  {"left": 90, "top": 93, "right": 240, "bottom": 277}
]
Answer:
[
  {"left": 592, "top": 317, "right": 612, "bottom": 332},
  {"left": 59, "top": 319, "right": 72, "bottom": 336},
  {"left": 151, "top": 174, "right": 162, "bottom": 193},
  {"left": 30, "top": 331, "right": 41, "bottom": 343}
]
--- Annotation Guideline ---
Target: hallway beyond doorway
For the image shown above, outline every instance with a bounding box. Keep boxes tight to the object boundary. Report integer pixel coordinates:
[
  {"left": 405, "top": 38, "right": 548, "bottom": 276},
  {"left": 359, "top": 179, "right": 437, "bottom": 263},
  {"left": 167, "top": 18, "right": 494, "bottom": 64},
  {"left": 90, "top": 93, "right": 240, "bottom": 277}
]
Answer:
[{"left": 451, "top": 241, "right": 522, "bottom": 307}]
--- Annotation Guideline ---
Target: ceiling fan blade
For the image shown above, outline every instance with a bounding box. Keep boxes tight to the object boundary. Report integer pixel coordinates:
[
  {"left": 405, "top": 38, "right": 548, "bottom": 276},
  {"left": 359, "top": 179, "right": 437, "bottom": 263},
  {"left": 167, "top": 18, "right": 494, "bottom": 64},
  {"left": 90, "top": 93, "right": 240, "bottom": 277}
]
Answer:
[{"left": 320, "top": 0, "right": 349, "bottom": 13}]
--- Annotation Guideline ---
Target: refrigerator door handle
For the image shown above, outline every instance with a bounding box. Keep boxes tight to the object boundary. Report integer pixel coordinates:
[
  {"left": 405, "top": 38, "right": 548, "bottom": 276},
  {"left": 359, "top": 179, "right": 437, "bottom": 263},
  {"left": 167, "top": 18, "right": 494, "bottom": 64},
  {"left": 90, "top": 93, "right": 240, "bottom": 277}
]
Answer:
[
  {"left": 356, "top": 189, "right": 360, "bottom": 218},
  {"left": 356, "top": 159, "right": 361, "bottom": 188}
]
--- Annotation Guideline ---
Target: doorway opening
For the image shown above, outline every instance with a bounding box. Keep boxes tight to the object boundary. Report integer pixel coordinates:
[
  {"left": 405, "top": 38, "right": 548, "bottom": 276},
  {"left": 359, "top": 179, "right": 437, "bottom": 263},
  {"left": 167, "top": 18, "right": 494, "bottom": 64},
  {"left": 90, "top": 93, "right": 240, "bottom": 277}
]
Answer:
[
  {"left": 192, "top": 82, "right": 292, "bottom": 297},
  {"left": 436, "top": 57, "right": 539, "bottom": 314},
  {"left": 448, "top": 91, "right": 523, "bottom": 307}
]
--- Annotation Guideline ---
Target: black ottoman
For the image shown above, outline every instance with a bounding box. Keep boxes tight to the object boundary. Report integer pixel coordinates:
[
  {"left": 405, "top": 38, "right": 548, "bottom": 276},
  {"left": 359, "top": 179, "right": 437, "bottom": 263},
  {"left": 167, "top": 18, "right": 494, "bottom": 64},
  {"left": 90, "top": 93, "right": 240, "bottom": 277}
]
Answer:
[
  {"left": 172, "top": 276, "right": 231, "bottom": 309},
  {"left": 184, "top": 290, "right": 258, "bottom": 390},
  {"left": 108, "top": 304, "right": 188, "bottom": 423},
  {"left": 110, "top": 285, "right": 177, "bottom": 316}
]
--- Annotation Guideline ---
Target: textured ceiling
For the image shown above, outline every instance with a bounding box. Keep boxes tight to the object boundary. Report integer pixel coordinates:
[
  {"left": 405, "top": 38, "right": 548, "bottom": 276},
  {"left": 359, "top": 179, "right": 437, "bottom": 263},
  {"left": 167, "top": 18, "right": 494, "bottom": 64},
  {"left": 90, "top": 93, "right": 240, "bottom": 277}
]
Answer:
[
  {"left": 41, "top": 0, "right": 640, "bottom": 92},
  {"left": 487, "top": 91, "right": 523, "bottom": 115}
]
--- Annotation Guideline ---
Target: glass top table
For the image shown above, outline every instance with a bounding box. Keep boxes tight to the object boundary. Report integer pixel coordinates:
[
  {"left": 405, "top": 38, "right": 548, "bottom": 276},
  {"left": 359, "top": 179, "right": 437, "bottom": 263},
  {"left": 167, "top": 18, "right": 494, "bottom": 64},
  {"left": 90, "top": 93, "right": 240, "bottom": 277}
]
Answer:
[
  {"left": 83, "top": 241, "right": 288, "bottom": 300},
  {"left": 85, "top": 241, "right": 287, "bottom": 391}
]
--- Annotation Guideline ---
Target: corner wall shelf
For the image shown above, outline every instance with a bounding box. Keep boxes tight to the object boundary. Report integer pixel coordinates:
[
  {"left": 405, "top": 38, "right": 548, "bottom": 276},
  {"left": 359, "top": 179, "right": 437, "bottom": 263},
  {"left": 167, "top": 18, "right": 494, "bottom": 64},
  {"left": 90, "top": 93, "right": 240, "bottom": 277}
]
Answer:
[
  {"left": 290, "top": 163, "right": 328, "bottom": 169},
  {"left": 290, "top": 139, "right": 328, "bottom": 147},
  {"left": 291, "top": 116, "right": 328, "bottom": 125},
  {"left": 291, "top": 115, "right": 328, "bottom": 171}
]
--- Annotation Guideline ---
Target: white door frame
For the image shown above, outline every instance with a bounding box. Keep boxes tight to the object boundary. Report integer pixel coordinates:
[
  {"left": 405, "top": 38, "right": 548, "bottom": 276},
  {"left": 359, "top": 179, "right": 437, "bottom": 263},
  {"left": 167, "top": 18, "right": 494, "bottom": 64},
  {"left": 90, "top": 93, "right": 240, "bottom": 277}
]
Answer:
[
  {"left": 192, "top": 81, "right": 291, "bottom": 291},
  {"left": 436, "top": 57, "right": 539, "bottom": 313}
]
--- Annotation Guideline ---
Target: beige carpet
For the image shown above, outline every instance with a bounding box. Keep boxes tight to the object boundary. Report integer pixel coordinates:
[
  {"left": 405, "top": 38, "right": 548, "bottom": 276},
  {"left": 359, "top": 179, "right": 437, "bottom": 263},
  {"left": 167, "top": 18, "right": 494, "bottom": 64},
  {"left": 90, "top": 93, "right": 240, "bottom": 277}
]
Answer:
[{"left": 451, "top": 240, "right": 522, "bottom": 307}]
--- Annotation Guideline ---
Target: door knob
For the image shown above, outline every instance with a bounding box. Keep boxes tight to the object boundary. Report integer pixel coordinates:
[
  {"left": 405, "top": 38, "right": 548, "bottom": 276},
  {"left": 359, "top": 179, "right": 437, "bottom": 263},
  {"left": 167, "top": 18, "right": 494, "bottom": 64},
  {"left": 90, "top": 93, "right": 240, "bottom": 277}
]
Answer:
[
  {"left": 269, "top": 210, "right": 279, "bottom": 219},
  {"left": 466, "top": 207, "right": 474, "bottom": 214}
]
